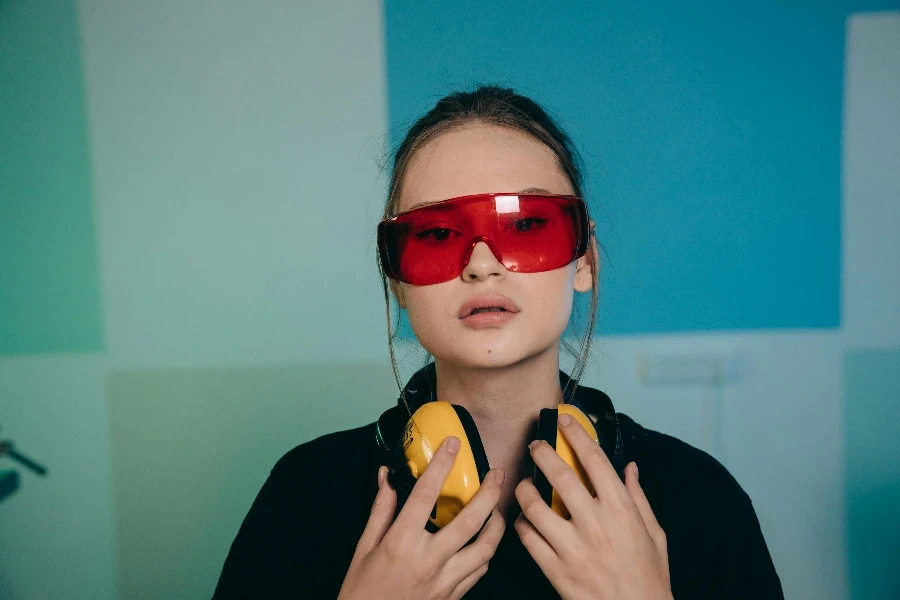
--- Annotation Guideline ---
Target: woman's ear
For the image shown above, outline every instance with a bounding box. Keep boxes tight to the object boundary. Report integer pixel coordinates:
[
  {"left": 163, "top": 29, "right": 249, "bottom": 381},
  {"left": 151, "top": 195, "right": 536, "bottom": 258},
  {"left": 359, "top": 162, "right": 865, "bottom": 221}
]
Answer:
[
  {"left": 389, "top": 279, "right": 407, "bottom": 309},
  {"left": 573, "top": 221, "right": 597, "bottom": 293}
]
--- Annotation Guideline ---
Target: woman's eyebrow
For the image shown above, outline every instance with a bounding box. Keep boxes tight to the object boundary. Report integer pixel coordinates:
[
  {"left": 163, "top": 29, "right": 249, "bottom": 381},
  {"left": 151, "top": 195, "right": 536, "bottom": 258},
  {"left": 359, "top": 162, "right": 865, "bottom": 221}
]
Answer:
[
  {"left": 406, "top": 200, "right": 454, "bottom": 211},
  {"left": 407, "top": 188, "right": 555, "bottom": 210}
]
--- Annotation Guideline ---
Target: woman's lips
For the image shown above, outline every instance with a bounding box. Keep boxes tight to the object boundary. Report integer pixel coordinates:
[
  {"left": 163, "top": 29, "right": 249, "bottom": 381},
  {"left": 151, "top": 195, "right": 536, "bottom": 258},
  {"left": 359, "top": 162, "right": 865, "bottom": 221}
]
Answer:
[
  {"left": 460, "top": 310, "right": 518, "bottom": 328},
  {"left": 458, "top": 294, "right": 520, "bottom": 328}
]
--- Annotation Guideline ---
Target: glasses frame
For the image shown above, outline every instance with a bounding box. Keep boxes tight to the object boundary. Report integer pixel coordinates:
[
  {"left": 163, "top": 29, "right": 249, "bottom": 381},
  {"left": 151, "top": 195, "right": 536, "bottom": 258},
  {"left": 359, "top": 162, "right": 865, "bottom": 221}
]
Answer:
[{"left": 377, "top": 192, "right": 591, "bottom": 285}]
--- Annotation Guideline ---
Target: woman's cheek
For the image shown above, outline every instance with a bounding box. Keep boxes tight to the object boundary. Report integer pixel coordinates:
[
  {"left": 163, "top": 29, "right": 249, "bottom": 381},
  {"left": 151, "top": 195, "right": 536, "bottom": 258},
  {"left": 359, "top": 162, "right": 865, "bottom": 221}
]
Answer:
[
  {"left": 403, "top": 288, "right": 453, "bottom": 352},
  {"left": 544, "top": 290, "right": 575, "bottom": 341},
  {"left": 533, "top": 270, "right": 576, "bottom": 337}
]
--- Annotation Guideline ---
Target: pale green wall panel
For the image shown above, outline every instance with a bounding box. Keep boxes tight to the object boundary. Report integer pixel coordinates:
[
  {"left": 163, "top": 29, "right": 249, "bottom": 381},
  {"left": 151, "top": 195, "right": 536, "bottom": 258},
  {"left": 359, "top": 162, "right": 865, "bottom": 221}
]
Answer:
[
  {"left": 0, "top": 0, "right": 103, "bottom": 355},
  {"left": 107, "top": 362, "right": 397, "bottom": 600},
  {"left": 845, "top": 348, "right": 900, "bottom": 600}
]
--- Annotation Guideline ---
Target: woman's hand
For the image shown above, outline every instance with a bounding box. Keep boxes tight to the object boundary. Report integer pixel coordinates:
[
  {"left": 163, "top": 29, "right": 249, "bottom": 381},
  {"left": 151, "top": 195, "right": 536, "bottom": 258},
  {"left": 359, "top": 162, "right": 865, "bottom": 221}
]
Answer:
[
  {"left": 514, "top": 415, "right": 673, "bottom": 600},
  {"left": 338, "top": 437, "right": 506, "bottom": 600}
]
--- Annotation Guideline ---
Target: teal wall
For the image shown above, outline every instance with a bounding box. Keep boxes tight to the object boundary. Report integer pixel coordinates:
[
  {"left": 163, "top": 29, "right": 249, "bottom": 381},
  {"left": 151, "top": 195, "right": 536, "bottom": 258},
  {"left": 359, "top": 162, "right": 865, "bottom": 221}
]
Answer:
[
  {"left": 0, "top": 3, "right": 112, "bottom": 600},
  {"left": 845, "top": 348, "right": 900, "bottom": 600},
  {"left": 0, "top": 0, "right": 103, "bottom": 354},
  {"left": 1, "top": 3, "right": 898, "bottom": 600},
  {"left": 2, "top": 1, "right": 392, "bottom": 598}
]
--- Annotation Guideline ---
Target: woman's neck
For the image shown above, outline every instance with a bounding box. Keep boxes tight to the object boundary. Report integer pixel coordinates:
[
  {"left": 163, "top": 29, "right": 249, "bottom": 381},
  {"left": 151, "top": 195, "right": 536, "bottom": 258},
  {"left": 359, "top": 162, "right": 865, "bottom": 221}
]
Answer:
[{"left": 433, "top": 345, "right": 564, "bottom": 518}]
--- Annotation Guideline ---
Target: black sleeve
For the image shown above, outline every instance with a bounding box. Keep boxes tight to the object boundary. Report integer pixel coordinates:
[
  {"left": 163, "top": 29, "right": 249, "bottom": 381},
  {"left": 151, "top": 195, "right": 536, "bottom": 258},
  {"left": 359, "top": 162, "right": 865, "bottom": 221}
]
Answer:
[
  {"left": 212, "top": 464, "right": 312, "bottom": 599},
  {"left": 711, "top": 493, "right": 784, "bottom": 599}
]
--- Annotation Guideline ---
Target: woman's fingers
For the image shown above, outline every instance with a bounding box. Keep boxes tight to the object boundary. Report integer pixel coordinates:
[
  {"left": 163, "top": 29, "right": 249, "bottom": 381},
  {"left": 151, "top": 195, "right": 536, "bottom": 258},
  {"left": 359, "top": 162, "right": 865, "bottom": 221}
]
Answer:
[
  {"left": 624, "top": 462, "right": 666, "bottom": 548},
  {"left": 434, "top": 468, "right": 504, "bottom": 555},
  {"left": 448, "top": 562, "right": 489, "bottom": 600},
  {"left": 528, "top": 439, "right": 597, "bottom": 524},
  {"left": 355, "top": 466, "right": 397, "bottom": 556},
  {"left": 513, "top": 511, "right": 558, "bottom": 572},
  {"left": 555, "top": 414, "right": 628, "bottom": 512},
  {"left": 444, "top": 507, "right": 505, "bottom": 592},
  {"left": 395, "top": 436, "right": 460, "bottom": 532},
  {"left": 514, "top": 476, "right": 573, "bottom": 550}
]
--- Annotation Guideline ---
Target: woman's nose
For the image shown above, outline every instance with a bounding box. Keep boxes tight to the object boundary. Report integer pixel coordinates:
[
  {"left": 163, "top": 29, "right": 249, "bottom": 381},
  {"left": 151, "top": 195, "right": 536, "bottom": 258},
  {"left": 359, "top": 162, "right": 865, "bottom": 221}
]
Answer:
[{"left": 462, "top": 241, "right": 508, "bottom": 282}]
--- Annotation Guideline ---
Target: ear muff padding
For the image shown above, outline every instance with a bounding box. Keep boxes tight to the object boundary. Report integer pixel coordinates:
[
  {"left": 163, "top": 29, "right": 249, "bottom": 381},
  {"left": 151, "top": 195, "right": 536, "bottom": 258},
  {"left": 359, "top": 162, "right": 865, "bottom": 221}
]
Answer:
[
  {"left": 387, "top": 462, "right": 417, "bottom": 499},
  {"left": 534, "top": 408, "right": 558, "bottom": 507},
  {"left": 451, "top": 404, "right": 490, "bottom": 484}
]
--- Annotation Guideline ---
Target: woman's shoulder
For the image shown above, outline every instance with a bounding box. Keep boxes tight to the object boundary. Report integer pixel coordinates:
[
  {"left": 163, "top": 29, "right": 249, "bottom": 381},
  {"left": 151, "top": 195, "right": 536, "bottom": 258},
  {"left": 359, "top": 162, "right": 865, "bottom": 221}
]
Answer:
[
  {"left": 270, "top": 422, "right": 379, "bottom": 480},
  {"left": 620, "top": 413, "right": 744, "bottom": 492},
  {"left": 616, "top": 412, "right": 756, "bottom": 528},
  {"left": 253, "top": 422, "right": 381, "bottom": 542},
  {"left": 618, "top": 413, "right": 784, "bottom": 597},
  {"left": 214, "top": 423, "right": 381, "bottom": 598},
  {"left": 575, "top": 383, "right": 745, "bottom": 504}
]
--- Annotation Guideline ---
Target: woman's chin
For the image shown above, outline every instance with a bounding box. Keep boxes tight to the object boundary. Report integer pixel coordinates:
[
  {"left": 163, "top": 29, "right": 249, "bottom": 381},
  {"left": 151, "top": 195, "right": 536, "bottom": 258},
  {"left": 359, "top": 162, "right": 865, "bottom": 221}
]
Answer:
[{"left": 440, "top": 343, "right": 542, "bottom": 370}]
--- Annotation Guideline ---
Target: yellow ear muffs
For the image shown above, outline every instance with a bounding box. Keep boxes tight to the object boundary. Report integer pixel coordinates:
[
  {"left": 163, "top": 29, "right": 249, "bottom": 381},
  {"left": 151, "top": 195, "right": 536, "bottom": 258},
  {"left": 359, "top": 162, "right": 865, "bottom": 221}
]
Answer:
[
  {"left": 533, "top": 404, "right": 599, "bottom": 519},
  {"left": 399, "top": 401, "right": 599, "bottom": 529},
  {"left": 402, "top": 401, "right": 490, "bottom": 530}
]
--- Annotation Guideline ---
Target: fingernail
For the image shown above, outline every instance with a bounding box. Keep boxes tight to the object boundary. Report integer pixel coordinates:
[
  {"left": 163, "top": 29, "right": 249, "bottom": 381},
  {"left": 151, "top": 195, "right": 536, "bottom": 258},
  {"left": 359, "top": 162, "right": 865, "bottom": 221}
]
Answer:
[
  {"left": 446, "top": 436, "right": 460, "bottom": 454},
  {"left": 494, "top": 469, "right": 505, "bottom": 485},
  {"left": 559, "top": 413, "right": 573, "bottom": 426},
  {"left": 529, "top": 440, "right": 540, "bottom": 451},
  {"left": 377, "top": 466, "right": 386, "bottom": 488},
  {"left": 632, "top": 462, "right": 639, "bottom": 480}
]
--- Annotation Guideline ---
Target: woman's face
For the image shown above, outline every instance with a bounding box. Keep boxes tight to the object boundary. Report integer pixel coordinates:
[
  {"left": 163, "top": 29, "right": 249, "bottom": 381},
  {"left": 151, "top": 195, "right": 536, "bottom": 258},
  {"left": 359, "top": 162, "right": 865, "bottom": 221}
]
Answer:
[{"left": 393, "top": 122, "right": 593, "bottom": 369}]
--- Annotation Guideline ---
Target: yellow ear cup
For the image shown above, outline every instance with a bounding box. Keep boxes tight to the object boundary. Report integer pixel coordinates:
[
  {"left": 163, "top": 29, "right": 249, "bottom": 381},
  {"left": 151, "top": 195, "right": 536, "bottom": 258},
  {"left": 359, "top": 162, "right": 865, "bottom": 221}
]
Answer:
[
  {"left": 403, "top": 401, "right": 484, "bottom": 529},
  {"left": 547, "top": 404, "right": 599, "bottom": 519}
]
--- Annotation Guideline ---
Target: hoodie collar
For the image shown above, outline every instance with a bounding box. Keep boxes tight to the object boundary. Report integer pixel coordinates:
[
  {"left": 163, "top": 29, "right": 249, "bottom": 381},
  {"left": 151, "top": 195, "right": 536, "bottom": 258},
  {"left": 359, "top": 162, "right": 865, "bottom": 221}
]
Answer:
[{"left": 399, "top": 361, "right": 596, "bottom": 416}]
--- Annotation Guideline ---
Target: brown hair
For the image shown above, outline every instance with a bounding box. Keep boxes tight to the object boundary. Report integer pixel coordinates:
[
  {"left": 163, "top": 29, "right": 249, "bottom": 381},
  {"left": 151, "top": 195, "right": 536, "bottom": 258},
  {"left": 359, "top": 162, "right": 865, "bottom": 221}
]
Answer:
[{"left": 378, "top": 84, "right": 600, "bottom": 400}]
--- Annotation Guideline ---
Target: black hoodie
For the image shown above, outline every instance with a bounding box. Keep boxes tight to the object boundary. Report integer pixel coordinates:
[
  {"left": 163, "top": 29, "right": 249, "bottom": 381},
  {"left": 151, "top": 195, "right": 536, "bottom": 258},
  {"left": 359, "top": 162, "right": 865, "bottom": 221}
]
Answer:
[{"left": 213, "top": 366, "right": 784, "bottom": 599}]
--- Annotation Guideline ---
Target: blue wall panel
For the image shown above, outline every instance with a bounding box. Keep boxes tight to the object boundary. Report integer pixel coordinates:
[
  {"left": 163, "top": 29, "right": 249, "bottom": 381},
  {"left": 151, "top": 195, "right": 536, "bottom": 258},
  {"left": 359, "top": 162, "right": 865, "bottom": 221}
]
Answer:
[{"left": 383, "top": 1, "right": 890, "bottom": 335}]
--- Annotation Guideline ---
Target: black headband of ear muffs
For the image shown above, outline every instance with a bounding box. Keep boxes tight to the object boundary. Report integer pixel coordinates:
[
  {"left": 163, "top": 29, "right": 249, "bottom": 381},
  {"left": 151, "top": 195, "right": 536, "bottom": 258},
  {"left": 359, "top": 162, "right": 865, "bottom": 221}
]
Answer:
[{"left": 376, "top": 362, "right": 625, "bottom": 476}]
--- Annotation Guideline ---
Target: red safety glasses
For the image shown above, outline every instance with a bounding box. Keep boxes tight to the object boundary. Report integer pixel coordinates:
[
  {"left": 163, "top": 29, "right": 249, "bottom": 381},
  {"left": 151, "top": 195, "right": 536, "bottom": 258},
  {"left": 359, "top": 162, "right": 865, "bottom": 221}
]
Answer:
[{"left": 378, "top": 192, "right": 590, "bottom": 285}]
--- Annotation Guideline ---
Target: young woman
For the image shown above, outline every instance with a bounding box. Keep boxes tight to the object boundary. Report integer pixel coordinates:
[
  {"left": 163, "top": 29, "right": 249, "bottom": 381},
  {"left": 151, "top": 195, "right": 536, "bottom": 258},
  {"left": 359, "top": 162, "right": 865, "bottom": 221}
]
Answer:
[{"left": 213, "top": 86, "right": 784, "bottom": 600}]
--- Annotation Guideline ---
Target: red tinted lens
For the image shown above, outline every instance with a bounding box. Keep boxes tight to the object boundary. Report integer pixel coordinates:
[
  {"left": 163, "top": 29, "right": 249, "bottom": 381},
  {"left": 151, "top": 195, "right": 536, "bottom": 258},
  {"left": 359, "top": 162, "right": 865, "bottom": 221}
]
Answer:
[{"left": 378, "top": 194, "right": 587, "bottom": 285}]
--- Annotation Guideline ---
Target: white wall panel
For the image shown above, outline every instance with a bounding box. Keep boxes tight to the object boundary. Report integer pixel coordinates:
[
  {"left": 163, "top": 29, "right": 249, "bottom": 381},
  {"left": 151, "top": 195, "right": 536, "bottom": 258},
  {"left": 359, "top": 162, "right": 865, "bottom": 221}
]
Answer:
[
  {"left": 582, "top": 331, "right": 846, "bottom": 600},
  {"left": 78, "top": 0, "right": 391, "bottom": 370},
  {"left": 842, "top": 12, "right": 900, "bottom": 349}
]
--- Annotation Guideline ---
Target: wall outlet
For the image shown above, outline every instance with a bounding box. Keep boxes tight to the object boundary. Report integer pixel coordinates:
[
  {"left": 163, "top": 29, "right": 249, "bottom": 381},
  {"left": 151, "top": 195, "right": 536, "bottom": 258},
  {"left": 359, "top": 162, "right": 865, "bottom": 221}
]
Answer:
[{"left": 637, "top": 351, "right": 742, "bottom": 385}]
